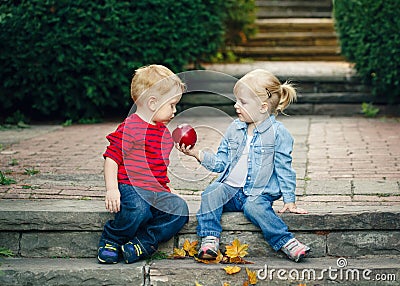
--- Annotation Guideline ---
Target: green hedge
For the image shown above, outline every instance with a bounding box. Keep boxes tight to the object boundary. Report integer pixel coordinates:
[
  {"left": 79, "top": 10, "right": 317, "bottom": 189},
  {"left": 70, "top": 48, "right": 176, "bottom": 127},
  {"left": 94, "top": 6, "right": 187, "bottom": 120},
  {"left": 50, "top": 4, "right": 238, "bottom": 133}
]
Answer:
[
  {"left": 0, "top": 0, "right": 224, "bottom": 121},
  {"left": 334, "top": 0, "right": 400, "bottom": 102}
]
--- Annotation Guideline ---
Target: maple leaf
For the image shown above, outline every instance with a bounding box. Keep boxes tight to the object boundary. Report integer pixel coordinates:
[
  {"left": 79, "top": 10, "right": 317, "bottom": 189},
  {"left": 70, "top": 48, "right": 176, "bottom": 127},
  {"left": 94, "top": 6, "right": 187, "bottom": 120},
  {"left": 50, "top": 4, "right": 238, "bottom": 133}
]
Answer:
[
  {"left": 183, "top": 239, "right": 198, "bottom": 257},
  {"left": 246, "top": 268, "right": 258, "bottom": 285},
  {"left": 229, "top": 256, "right": 254, "bottom": 264},
  {"left": 171, "top": 247, "right": 186, "bottom": 259},
  {"left": 194, "top": 250, "right": 224, "bottom": 264},
  {"left": 224, "top": 265, "right": 241, "bottom": 275},
  {"left": 225, "top": 239, "right": 248, "bottom": 259}
]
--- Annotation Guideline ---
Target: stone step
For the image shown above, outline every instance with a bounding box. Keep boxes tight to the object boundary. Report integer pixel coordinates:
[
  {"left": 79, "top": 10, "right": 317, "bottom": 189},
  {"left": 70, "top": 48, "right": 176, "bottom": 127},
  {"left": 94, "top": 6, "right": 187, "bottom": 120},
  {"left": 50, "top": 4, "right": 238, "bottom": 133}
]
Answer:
[
  {"left": 1, "top": 200, "right": 400, "bottom": 259},
  {"left": 255, "top": 0, "right": 332, "bottom": 19},
  {"left": 255, "top": 18, "right": 335, "bottom": 33},
  {"left": 177, "top": 63, "right": 393, "bottom": 116},
  {"left": 257, "top": 10, "right": 332, "bottom": 19},
  {"left": 231, "top": 46, "right": 342, "bottom": 61},
  {"left": 1, "top": 256, "right": 399, "bottom": 285},
  {"left": 246, "top": 32, "right": 339, "bottom": 47}
]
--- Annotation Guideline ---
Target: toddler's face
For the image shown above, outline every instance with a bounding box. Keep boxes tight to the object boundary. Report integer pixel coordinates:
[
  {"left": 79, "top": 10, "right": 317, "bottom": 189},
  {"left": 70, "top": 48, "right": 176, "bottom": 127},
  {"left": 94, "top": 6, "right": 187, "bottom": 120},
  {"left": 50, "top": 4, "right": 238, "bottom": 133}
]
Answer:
[
  {"left": 233, "top": 83, "right": 265, "bottom": 124},
  {"left": 152, "top": 86, "right": 182, "bottom": 124}
]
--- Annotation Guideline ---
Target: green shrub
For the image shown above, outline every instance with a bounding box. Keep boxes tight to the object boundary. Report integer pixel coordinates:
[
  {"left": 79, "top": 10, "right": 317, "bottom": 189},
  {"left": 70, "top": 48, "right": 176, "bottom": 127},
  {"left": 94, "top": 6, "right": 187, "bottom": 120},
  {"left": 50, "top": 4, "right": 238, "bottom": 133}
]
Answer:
[
  {"left": 223, "top": 0, "right": 257, "bottom": 48},
  {"left": 0, "top": 0, "right": 224, "bottom": 121},
  {"left": 333, "top": 0, "right": 400, "bottom": 102}
]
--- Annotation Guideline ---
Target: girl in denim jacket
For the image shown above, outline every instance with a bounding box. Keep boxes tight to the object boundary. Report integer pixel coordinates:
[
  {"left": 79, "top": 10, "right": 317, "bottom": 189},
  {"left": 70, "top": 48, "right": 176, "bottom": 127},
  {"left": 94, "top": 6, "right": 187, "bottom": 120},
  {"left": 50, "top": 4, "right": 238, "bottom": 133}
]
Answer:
[{"left": 177, "top": 69, "right": 310, "bottom": 262}]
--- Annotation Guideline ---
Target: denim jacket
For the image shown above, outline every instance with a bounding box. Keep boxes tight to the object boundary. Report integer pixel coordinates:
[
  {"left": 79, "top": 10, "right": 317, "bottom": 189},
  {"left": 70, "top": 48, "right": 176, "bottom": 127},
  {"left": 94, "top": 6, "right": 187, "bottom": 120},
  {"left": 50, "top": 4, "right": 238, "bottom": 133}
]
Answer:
[{"left": 201, "top": 115, "right": 296, "bottom": 203}]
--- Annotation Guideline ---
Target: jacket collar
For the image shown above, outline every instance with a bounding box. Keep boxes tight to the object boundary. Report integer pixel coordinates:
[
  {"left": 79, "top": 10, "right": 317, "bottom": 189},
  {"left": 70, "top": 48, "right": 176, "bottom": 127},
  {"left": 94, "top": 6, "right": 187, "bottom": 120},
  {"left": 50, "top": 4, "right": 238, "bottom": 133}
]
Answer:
[{"left": 234, "top": 115, "right": 275, "bottom": 133}]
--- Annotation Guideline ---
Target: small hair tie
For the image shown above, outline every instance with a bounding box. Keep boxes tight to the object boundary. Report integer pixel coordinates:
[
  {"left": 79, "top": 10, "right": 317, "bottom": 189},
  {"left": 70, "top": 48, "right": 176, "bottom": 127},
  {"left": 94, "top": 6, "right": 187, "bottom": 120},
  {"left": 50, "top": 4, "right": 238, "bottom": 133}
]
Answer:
[{"left": 265, "top": 88, "right": 272, "bottom": 98}]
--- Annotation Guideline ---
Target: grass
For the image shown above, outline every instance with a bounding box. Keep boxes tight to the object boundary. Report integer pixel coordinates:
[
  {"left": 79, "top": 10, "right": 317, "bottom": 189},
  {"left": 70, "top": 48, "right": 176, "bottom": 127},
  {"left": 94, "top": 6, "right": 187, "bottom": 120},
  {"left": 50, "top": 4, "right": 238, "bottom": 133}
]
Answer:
[
  {"left": 0, "top": 247, "right": 14, "bottom": 257},
  {"left": 361, "top": 102, "right": 380, "bottom": 118},
  {"left": 146, "top": 250, "right": 168, "bottom": 262},
  {"left": 24, "top": 167, "right": 40, "bottom": 176},
  {"left": 0, "top": 171, "right": 16, "bottom": 185}
]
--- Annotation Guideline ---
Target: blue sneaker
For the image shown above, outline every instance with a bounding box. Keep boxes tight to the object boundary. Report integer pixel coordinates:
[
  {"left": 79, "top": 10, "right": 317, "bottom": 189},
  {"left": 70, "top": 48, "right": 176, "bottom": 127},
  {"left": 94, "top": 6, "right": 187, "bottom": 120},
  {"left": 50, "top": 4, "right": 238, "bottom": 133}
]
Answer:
[
  {"left": 121, "top": 239, "right": 147, "bottom": 264},
  {"left": 98, "top": 243, "right": 120, "bottom": 264}
]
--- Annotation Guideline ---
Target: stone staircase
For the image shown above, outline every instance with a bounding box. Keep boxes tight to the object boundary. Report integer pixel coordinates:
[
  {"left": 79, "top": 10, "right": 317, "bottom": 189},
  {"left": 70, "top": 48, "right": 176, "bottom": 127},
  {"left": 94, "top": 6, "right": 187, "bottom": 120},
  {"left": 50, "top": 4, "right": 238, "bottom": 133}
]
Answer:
[
  {"left": 232, "top": 0, "right": 344, "bottom": 61},
  {"left": 1, "top": 200, "right": 399, "bottom": 285},
  {"left": 179, "top": 64, "right": 400, "bottom": 117}
]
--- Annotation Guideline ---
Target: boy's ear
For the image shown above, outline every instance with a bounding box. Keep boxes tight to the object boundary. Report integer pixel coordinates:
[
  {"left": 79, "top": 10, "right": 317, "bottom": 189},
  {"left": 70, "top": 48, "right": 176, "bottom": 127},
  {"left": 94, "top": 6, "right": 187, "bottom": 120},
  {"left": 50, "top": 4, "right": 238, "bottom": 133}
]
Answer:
[
  {"left": 147, "top": 96, "right": 157, "bottom": 111},
  {"left": 260, "top": 103, "right": 269, "bottom": 113}
]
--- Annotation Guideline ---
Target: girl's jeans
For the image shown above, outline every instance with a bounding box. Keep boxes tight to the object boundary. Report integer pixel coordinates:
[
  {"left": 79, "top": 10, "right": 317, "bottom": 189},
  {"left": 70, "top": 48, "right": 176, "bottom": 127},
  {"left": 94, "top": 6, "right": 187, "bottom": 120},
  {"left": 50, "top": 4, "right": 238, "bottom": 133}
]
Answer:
[
  {"left": 197, "top": 182, "right": 294, "bottom": 251},
  {"left": 100, "top": 184, "right": 189, "bottom": 256}
]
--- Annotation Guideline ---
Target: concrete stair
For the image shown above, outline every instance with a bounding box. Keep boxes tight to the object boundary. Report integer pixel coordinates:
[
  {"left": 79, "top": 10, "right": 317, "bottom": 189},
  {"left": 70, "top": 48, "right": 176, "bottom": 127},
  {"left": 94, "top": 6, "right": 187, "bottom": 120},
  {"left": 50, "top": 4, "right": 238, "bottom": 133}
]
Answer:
[
  {"left": 255, "top": 0, "right": 333, "bottom": 19},
  {"left": 1, "top": 200, "right": 399, "bottom": 285},
  {"left": 177, "top": 64, "right": 399, "bottom": 117},
  {"left": 232, "top": 1, "right": 344, "bottom": 61}
]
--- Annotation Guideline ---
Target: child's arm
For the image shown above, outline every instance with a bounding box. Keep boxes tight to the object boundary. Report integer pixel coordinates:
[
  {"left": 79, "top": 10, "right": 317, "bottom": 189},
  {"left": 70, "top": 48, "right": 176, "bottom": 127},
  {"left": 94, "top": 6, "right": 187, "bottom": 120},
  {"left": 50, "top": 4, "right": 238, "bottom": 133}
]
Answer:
[
  {"left": 274, "top": 125, "right": 308, "bottom": 214},
  {"left": 175, "top": 136, "right": 229, "bottom": 173},
  {"left": 175, "top": 144, "right": 203, "bottom": 162},
  {"left": 104, "top": 157, "right": 121, "bottom": 213}
]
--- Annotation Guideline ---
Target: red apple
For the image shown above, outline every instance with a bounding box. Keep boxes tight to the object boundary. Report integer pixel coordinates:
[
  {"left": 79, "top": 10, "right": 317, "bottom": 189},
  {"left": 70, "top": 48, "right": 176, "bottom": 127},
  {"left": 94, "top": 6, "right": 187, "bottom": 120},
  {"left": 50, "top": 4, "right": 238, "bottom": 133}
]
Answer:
[{"left": 172, "top": 124, "right": 197, "bottom": 148}]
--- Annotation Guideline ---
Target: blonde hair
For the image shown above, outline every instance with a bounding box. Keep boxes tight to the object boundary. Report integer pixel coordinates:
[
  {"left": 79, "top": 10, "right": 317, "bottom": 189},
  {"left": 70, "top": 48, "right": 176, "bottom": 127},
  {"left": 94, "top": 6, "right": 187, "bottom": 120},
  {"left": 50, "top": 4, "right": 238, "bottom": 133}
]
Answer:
[
  {"left": 234, "top": 69, "right": 297, "bottom": 115},
  {"left": 130, "top": 64, "right": 185, "bottom": 103}
]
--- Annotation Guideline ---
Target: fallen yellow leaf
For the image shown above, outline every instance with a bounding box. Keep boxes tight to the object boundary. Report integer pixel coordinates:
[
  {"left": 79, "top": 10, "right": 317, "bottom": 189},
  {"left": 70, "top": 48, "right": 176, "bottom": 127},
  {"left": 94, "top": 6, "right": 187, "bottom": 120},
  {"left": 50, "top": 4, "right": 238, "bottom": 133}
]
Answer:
[
  {"left": 171, "top": 247, "right": 186, "bottom": 258},
  {"left": 223, "top": 283, "right": 231, "bottom": 286},
  {"left": 194, "top": 250, "right": 224, "bottom": 264},
  {"left": 195, "top": 281, "right": 203, "bottom": 286},
  {"left": 224, "top": 265, "right": 242, "bottom": 275},
  {"left": 183, "top": 239, "right": 198, "bottom": 257},
  {"left": 246, "top": 268, "right": 258, "bottom": 285},
  {"left": 225, "top": 239, "right": 248, "bottom": 259}
]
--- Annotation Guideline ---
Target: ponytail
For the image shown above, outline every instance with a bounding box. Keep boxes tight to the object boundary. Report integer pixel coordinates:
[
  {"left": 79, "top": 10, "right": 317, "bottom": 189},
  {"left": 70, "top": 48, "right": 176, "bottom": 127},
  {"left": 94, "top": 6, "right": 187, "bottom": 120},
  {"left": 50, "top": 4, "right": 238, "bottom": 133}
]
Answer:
[{"left": 277, "top": 81, "right": 297, "bottom": 114}]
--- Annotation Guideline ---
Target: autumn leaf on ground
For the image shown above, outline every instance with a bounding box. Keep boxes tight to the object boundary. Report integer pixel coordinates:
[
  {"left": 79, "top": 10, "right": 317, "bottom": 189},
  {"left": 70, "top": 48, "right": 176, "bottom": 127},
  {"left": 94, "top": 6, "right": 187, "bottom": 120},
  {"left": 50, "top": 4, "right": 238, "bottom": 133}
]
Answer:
[
  {"left": 246, "top": 268, "right": 258, "bottom": 285},
  {"left": 243, "top": 281, "right": 249, "bottom": 286},
  {"left": 183, "top": 239, "right": 198, "bottom": 257},
  {"left": 225, "top": 239, "right": 249, "bottom": 260},
  {"left": 229, "top": 256, "right": 254, "bottom": 264},
  {"left": 223, "top": 283, "right": 231, "bottom": 286},
  {"left": 170, "top": 247, "right": 186, "bottom": 259},
  {"left": 194, "top": 250, "right": 223, "bottom": 264},
  {"left": 224, "top": 265, "right": 242, "bottom": 275},
  {"left": 195, "top": 281, "right": 203, "bottom": 286}
]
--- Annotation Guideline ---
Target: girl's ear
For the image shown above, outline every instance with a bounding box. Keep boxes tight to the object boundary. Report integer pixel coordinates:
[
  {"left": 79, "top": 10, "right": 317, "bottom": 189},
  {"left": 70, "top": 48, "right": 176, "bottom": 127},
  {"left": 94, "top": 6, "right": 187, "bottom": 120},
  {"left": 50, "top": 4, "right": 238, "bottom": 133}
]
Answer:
[
  {"left": 147, "top": 96, "right": 157, "bottom": 111},
  {"left": 260, "top": 103, "right": 269, "bottom": 114}
]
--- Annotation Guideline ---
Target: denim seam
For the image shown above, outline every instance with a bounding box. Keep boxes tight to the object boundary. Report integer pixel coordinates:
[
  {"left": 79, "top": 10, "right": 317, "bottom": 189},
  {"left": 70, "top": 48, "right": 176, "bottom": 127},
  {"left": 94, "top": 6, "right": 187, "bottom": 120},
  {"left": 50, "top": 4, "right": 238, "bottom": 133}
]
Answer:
[
  {"left": 135, "top": 237, "right": 151, "bottom": 256},
  {"left": 273, "top": 235, "right": 293, "bottom": 251},
  {"left": 197, "top": 231, "right": 221, "bottom": 238}
]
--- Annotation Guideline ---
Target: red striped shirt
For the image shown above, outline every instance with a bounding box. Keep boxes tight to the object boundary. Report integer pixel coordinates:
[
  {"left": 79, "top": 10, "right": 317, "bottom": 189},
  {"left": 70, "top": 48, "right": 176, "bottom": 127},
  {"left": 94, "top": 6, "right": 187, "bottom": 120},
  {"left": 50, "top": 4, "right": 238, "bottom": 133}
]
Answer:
[{"left": 103, "top": 114, "right": 173, "bottom": 192}]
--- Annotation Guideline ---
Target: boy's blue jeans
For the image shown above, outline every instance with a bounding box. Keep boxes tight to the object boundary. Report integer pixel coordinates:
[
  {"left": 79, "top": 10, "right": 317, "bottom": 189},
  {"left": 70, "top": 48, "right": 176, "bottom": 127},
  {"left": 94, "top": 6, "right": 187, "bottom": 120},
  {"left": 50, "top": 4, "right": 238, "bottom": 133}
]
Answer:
[
  {"left": 197, "top": 182, "right": 294, "bottom": 251},
  {"left": 100, "top": 184, "right": 189, "bottom": 256}
]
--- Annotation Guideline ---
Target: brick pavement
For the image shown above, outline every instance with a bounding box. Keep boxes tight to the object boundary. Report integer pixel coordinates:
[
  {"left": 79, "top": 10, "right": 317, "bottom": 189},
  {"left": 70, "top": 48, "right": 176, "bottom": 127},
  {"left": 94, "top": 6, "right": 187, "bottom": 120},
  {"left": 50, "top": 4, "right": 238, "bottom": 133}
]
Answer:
[{"left": 0, "top": 115, "right": 399, "bottom": 209}]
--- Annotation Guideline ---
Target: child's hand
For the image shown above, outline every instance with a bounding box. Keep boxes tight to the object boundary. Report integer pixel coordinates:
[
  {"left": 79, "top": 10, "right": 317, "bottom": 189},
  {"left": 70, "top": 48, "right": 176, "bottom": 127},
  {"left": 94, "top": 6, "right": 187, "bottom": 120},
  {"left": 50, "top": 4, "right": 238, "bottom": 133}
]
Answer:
[
  {"left": 278, "top": 202, "right": 308, "bottom": 214},
  {"left": 105, "top": 189, "right": 120, "bottom": 213},
  {"left": 175, "top": 143, "right": 201, "bottom": 161}
]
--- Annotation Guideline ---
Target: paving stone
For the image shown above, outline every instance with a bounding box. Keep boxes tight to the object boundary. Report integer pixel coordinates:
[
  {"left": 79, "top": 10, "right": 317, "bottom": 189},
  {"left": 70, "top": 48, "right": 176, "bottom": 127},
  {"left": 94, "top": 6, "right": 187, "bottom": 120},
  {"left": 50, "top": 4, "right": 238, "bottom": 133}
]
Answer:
[
  {"left": 353, "top": 180, "right": 400, "bottom": 195},
  {"left": 327, "top": 231, "right": 400, "bottom": 257}
]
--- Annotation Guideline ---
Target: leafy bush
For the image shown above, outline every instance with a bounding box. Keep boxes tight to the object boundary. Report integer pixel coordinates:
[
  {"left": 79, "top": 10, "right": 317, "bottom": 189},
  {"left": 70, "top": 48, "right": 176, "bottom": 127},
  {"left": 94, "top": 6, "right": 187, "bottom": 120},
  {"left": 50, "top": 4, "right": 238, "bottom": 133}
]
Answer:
[
  {"left": 0, "top": 0, "right": 224, "bottom": 121},
  {"left": 223, "top": 0, "right": 257, "bottom": 48},
  {"left": 334, "top": 0, "right": 400, "bottom": 102}
]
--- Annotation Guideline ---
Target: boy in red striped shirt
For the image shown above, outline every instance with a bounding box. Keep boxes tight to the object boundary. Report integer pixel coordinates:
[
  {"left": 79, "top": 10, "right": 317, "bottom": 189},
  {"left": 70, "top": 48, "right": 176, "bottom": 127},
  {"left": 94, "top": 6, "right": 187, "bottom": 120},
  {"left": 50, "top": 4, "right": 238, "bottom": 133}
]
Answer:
[{"left": 98, "top": 64, "right": 189, "bottom": 264}]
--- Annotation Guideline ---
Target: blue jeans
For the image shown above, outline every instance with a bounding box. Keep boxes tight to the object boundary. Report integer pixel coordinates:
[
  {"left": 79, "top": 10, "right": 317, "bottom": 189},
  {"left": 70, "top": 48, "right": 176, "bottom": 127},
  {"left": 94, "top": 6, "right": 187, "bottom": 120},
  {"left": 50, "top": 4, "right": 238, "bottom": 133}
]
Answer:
[
  {"left": 100, "top": 184, "right": 189, "bottom": 256},
  {"left": 197, "top": 182, "right": 293, "bottom": 251}
]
